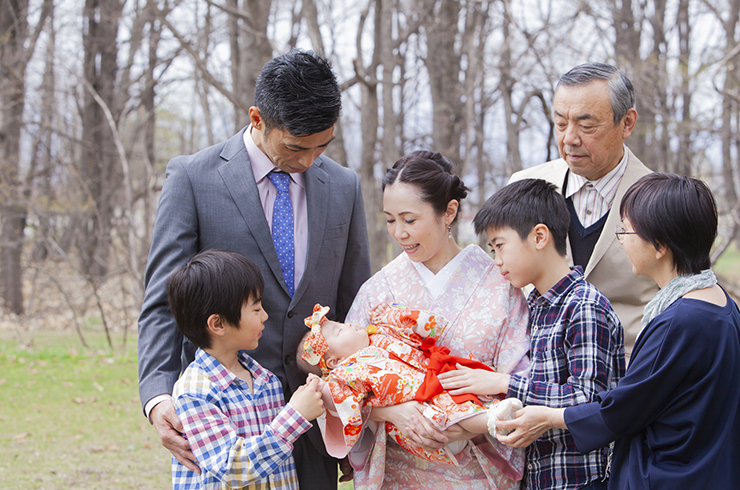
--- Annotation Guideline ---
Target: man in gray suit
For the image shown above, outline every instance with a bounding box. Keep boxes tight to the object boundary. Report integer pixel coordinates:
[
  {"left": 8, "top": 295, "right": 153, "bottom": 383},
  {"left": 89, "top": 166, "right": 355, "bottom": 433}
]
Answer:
[
  {"left": 511, "top": 63, "right": 658, "bottom": 360},
  {"left": 138, "top": 50, "right": 371, "bottom": 489}
]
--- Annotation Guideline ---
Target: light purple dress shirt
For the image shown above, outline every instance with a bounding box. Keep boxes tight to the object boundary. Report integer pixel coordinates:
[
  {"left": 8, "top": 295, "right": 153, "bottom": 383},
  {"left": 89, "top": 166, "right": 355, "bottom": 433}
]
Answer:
[{"left": 243, "top": 126, "right": 308, "bottom": 288}]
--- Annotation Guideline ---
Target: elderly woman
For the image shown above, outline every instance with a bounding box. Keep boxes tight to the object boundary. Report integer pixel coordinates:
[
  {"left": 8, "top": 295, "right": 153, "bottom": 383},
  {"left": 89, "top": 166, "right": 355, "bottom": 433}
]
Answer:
[
  {"left": 496, "top": 173, "right": 740, "bottom": 489},
  {"left": 344, "top": 151, "right": 531, "bottom": 489}
]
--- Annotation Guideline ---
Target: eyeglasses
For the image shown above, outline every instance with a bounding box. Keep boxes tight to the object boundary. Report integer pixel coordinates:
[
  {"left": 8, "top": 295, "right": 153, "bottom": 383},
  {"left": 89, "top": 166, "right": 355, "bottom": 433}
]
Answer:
[{"left": 614, "top": 224, "right": 638, "bottom": 242}]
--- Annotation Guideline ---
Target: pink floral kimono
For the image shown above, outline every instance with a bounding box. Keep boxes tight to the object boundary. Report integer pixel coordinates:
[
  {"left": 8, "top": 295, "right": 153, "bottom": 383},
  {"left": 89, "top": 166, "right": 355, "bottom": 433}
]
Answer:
[
  {"left": 344, "top": 245, "right": 530, "bottom": 490},
  {"left": 316, "top": 306, "right": 491, "bottom": 465}
]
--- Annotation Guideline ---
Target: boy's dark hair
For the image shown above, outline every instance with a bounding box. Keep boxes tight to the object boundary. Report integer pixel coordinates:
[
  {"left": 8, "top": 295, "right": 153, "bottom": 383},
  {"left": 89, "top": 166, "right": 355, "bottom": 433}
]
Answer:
[
  {"left": 473, "top": 178, "right": 570, "bottom": 256},
  {"left": 620, "top": 173, "right": 717, "bottom": 275},
  {"left": 382, "top": 150, "right": 470, "bottom": 224},
  {"left": 167, "top": 250, "right": 265, "bottom": 350},
  {"left": 254, "top": 50, "right": 341, "bottom": 136}
]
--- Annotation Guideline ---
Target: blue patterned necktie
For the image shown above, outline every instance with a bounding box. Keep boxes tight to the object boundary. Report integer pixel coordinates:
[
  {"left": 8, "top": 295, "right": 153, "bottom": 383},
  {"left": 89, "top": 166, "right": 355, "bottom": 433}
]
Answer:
[{"left": 267, "top": 171, "right": 295, "bottom": 296}]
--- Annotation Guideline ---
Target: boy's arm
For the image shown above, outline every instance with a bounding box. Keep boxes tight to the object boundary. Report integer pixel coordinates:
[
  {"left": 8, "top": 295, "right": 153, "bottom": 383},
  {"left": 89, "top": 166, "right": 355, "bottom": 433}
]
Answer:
[
  {"left": 507, "top": 301, "right": 620, "bottom": 408},
  {"left": 175, "top": 382, "right": 311, "bottom": 486}
]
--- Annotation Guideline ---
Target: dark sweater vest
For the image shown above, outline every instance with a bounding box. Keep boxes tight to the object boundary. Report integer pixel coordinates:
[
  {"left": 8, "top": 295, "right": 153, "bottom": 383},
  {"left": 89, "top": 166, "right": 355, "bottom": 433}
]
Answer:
[
  {"left": 566, "top": 198, "right": 608, "bottom": 268},
  {"left": 562, "top": 170, "right": 609, "bottom": 269}
]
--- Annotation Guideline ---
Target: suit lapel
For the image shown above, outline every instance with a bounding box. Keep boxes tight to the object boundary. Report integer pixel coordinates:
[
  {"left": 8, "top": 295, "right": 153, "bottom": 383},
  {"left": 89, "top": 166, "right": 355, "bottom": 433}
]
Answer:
[
  {"left": 585, "top": 148, "right": 638, "bottom": 277},
  {"left": 295, "top": 158, "right": 329, "bottom": 302},
  {"left": 217, "top": 128, "right": 287, "bottom": 294}
]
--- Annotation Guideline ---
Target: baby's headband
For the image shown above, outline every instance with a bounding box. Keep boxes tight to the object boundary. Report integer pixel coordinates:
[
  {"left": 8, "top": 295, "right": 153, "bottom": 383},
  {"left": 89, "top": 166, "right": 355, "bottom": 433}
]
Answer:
[{"left": 301, "top": 304, "right": 331, "bottom": 370}]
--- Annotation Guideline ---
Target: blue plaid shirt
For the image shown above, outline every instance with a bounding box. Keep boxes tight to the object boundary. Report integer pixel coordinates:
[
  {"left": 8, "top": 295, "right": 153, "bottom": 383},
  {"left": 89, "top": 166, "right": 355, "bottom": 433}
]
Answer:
[
  {"left": 507, "top": 267, "right": 625, "bottom": 490},
  {"left": 172, "top": 349, "right": 311, "bottom": 489}
]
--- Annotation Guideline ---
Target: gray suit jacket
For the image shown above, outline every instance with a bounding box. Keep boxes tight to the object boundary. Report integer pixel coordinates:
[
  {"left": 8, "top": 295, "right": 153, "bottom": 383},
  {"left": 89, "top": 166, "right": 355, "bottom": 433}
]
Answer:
[
  {"left": 137, "top": 127, "right": 371, "bottom": 454},
  {"left": 511, "top": 147, "right": 658, "bottom": 357}
]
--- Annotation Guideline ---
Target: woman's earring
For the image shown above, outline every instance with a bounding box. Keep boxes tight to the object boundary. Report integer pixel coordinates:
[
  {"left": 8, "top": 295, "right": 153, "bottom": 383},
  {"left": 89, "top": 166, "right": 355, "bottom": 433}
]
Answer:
[{"left": 448, "top": 225, "right": 452, "bottom": 239}]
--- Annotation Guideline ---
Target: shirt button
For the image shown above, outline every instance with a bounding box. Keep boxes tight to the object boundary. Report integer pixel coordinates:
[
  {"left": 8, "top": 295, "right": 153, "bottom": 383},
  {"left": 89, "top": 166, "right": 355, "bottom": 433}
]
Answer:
[
  {"left": 586, "top": 209, "right": 592, "bottom": 215},
  {"left": 528, "top": 464, "right": 533, "bottom": 469}
]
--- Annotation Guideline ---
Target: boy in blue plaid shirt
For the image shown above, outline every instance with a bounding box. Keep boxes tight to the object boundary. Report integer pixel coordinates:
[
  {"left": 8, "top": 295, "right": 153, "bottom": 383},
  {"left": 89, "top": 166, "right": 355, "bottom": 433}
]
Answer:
[
  {"left": 439, "top": 179, "right": 625, "bottom": 490},
  {"left": 166, "top": 250, "right": 325, "bottom": 489}
]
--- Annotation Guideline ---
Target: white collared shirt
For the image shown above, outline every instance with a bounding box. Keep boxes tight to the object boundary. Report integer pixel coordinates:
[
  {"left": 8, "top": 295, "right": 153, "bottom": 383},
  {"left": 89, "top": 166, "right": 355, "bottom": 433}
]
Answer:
[{"left": 564, "top": 145, "right": 629, "bottom": 228}]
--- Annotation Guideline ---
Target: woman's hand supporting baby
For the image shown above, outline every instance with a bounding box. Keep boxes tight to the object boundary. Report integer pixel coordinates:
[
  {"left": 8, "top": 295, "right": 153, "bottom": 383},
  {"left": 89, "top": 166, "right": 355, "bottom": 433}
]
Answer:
[
  {"left": 288, "top": 377, "right": 325, "bottom": 421},
  {"left": 371, "top": 402, "right": 450, "bottom": 451}
]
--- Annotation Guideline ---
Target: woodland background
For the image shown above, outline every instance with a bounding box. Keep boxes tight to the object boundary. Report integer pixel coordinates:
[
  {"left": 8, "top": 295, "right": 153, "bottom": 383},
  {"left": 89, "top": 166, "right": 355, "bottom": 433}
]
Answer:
[{"left": 2, "top": 0, "right": 740, "bottom": 339}]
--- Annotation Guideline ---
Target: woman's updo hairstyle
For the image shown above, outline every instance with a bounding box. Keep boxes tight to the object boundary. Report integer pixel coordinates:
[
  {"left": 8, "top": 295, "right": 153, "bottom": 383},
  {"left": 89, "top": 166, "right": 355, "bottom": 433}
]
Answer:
[{"left": 382, "top": 150, "right": 470, "bottom": 224}]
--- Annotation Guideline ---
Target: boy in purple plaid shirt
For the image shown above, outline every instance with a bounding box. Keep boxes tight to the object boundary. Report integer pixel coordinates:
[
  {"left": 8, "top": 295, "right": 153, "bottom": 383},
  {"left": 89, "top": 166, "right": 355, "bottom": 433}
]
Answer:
[
  {"left": 166, "top": 250, "right": 324, "bottom": 490},
  {"left": 439, "top": 179, "right": 625, "bottom": 490}
]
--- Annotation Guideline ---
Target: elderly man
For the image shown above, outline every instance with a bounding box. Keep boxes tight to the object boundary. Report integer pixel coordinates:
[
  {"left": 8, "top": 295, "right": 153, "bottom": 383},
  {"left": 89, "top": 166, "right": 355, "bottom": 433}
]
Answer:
[{"left": 511, "top": 62, "right": 657, "bottom": 358}]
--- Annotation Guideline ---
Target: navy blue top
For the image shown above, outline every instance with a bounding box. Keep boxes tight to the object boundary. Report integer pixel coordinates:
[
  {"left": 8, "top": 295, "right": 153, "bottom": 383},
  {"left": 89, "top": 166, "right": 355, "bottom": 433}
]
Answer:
[{"left": 564, "top": 290, "right": 740, "bottom": 490}]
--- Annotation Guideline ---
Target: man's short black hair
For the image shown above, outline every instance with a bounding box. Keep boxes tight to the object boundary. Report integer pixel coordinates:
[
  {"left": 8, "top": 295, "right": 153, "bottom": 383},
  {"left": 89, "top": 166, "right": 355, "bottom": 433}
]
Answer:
[
  {"left": 254, "top": 50, "right": 341, "bottom": 136},
  {"left": 473, "top": 178, "right": 570, "bottom": 256},
  {"left": 620, "top": 173, "right": 717, "bottom": 275},
  {"left": 167, "top": 250, "right": 265, "bottom": 350}
]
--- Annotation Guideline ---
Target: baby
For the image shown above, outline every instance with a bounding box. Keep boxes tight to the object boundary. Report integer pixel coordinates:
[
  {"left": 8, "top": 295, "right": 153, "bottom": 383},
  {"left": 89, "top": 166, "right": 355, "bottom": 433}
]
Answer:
[{"left": 296, "top": 302, "right": 513, "bottom": 466}]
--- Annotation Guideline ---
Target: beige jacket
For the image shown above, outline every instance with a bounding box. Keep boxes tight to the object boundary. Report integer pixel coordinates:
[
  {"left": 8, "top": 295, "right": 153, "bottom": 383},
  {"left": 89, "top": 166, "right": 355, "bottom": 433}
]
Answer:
[{"left": 510, "top": 147, "right": 658, "bottom": 358}]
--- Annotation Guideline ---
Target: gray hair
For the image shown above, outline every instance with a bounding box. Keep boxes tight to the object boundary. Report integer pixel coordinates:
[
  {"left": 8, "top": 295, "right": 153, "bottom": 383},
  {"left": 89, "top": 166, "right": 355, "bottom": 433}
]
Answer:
[{"left": 556, "top": 62, "right": 635, "bottom": 125}]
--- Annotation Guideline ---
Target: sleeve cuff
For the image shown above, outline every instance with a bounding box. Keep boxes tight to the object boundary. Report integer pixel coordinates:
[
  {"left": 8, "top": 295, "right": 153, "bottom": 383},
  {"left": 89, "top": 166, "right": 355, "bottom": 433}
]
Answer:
[
  {"left": 144, "top": 394, "right": 173, "bottom": 423},
  {"left": 506, "top": 373, "right": 529, "bottom": 402},
  {"left": 564, "top": 402, "right": 618, "bottom": 453},
  {"left": 271, "top": 403, "right": 312, "bottom": 445}
]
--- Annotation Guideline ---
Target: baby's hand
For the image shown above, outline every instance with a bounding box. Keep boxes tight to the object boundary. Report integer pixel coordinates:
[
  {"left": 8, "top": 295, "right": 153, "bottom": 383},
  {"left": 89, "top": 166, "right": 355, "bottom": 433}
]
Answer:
[{"left": 289, "top": 377, "right": 324, "bottom": 421}]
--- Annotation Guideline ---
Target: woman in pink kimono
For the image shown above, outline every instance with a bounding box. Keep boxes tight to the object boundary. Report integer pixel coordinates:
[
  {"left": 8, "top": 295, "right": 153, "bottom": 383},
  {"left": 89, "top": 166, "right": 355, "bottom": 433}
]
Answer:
[{"left": 344, "top": 150, "right": 530, "bottom": 489}]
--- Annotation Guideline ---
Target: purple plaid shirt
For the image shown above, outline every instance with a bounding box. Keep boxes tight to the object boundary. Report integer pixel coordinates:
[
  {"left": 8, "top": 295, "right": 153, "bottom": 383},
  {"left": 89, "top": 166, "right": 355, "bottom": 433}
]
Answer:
[
  {"left": 172, "top": 348, "right": 311, "bottom": 489},
  {"left": 507, "top": 267, "right": 625, "bottom": 490}
]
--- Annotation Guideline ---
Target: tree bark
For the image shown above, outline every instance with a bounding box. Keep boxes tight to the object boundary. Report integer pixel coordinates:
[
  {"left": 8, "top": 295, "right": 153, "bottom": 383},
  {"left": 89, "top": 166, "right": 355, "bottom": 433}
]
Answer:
[{"left": 0, "top": 0, "right": 51, "bottom": 313}]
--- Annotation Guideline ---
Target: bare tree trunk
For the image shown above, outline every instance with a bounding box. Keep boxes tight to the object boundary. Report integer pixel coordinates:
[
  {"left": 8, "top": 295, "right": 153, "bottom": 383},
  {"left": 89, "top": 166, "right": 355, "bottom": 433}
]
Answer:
[
  {"left": 421, "top": 0, "right": 462, "bottom": 161},
  {"left": 352, "top": 0, "right": 386, "bottom": 272},
  {"left": 711, "top": 0, "right": 740, "bottom": 244},
  {"left": 80, "top": 0, "right": 124, "bottom": 279},
  {"left": 0, "top": 0, "right": 51, "bottom": 313},
  {"left": 380, "top": 0, "right": 399, "bottom": 168},
  {"left": 675, "top": 0, "right": 692, "bottom": 176},
  {"left": 229, "top": 0, "right": 272, "bottom": 132},
  {"left": 142, "top": 1, "right": 162, "bottom": 257},
  {"left": 31, "top": 12, "right": 57, "bottom": 263},
  {"left": 498, "top": 0, "right": 522, "bottom": 174}
]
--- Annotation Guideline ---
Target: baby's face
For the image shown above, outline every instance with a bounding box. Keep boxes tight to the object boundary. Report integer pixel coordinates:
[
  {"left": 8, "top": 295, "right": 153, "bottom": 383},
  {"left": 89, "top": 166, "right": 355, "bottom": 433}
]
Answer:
[{"left": 322, "top": 320, "right": 370, "bottom": 361}]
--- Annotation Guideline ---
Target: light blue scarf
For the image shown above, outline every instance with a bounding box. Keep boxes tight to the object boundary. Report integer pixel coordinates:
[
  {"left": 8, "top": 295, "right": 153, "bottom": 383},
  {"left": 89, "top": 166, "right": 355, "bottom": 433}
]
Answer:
[{"left": 641, "top": 269, "right": 717, "bottom": 329}]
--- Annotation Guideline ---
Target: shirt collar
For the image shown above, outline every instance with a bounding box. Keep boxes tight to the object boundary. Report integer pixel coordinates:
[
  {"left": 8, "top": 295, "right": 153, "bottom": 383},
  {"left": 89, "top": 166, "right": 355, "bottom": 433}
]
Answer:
[
  {"left": 527, "top": 266, "right": 584, "bottom": 307},
  {"left": 194, "top": 348, "right": 271, "bottom": 392},
  {"left": 243, "top": 125, "right": 305, "bottom": 189},
  {"left": 564, "top": 145, "right": 629, "bottom": 204}
]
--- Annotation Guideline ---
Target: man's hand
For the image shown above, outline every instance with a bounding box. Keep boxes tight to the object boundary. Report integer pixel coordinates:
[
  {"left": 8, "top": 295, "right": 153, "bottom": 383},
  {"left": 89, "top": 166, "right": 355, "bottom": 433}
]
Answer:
[
  {"left": 495, "top": 406, "right": 566, "bottom": 448},
  {"left": 371, "top": 402, "right": 448, "bottom": 451},
  {"left": 438, "top": 364, "right": 509, "bottom": 396},
  {"left": 150, "top": 399, "right": 200, "bottom": 474},
  {"left": 338, "top": 456, "right": 354, "bottom": 482}
]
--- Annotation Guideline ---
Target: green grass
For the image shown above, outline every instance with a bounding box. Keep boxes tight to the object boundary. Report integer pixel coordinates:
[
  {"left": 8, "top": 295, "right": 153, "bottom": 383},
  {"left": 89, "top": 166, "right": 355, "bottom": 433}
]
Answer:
[
  {"left": 715, "top": 246, "right": 740, "bottom": 282},
  {"left": 0, "top": 331, "right": 170, "bottom": 489},
  {"left": 0, "top": 330, "right": 354, "bottom": 489}
]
